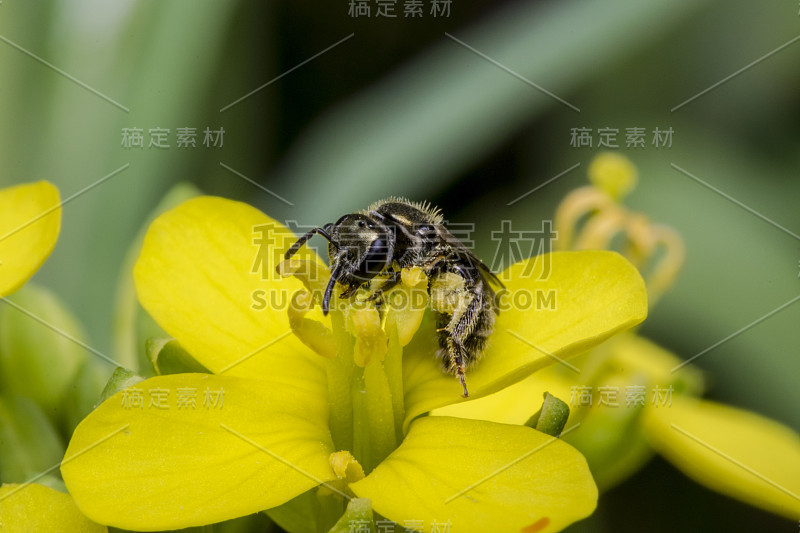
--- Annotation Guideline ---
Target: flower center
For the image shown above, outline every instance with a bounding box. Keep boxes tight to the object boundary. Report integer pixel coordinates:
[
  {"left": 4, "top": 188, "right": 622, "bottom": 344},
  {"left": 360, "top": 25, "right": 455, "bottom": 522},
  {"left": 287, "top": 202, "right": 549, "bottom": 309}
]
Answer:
[{"left": 278, "top": 258, "right": 430, "bottom": 473}]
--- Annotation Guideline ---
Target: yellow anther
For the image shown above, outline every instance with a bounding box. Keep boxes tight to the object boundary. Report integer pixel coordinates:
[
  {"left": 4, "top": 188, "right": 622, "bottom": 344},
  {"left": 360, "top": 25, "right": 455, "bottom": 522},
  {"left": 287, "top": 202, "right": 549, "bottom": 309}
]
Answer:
[
  {"left": 329, "top": 450, "right": 365, "bottom": 483},
  {"left": 401, "top": 266, "right": 427, "bottom": 287}
]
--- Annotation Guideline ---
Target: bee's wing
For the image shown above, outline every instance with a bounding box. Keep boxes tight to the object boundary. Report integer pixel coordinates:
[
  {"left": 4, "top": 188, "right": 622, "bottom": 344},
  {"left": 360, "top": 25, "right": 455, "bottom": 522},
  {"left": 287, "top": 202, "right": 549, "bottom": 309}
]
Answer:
[
  {"left": 474, "top": 255, "right": 505, "bottom": 289},
  {"left": 438, "top": 227, "right": 505, "bottom": 289}
]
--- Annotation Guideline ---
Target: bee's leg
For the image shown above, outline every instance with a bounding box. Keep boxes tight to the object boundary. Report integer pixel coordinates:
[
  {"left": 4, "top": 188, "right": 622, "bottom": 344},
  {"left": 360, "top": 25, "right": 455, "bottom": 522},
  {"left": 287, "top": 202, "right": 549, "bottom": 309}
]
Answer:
[
  {"left": 338, "top": 284, "right": 358, "bottom": 299},
  {"left": 442, "top": 334, "right": 469, "bottom": 397},
  {"left": 437, "top": 290, "right": 487, "bottom": 398}
]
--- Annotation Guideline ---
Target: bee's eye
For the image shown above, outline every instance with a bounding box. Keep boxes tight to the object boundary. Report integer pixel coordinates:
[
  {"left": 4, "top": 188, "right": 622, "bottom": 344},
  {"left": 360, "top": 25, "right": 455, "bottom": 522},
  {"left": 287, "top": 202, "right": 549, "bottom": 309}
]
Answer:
[
  {"left": 356, "top": 236, "right": 390, "bottom": 280},
  {"left": 357, "top": 220, "right": 366, "bottom": 228},
  {"left": 418, "top": 224, "right": 435, "bottom": 237}
]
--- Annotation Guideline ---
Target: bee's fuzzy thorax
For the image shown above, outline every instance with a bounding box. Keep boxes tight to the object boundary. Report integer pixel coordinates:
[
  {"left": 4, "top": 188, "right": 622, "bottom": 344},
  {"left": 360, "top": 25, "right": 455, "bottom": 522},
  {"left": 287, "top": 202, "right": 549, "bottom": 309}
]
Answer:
[{"left": 364, "top": 196, "right": 444, "bottom": 224}]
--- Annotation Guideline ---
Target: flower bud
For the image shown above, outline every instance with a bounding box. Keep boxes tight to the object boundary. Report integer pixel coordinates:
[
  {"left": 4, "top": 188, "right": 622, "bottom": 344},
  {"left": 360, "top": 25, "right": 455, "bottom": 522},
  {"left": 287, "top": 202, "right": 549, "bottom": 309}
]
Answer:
[
  {"left": 0, "top": 284, "right": 87, "bottom": 421},
  {"left": 0, "top": 395, "right": 63, "bottom": 483}
]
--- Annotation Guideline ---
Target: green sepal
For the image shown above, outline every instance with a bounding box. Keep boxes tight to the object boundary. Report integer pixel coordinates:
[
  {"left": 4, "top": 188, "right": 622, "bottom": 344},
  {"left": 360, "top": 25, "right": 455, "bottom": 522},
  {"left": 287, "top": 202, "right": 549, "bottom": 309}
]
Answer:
[
  {"left": 96, "top": 367, "right": 144, "bottom": 406},
  {"left": 327, "top": 498, "right": 374, "bottom": 533},
  {"left": 146, "top": 338, "right": 211, "bottom": 375},
  {"left": 526, "top": 392, "right": 570, "bottom": 437}
]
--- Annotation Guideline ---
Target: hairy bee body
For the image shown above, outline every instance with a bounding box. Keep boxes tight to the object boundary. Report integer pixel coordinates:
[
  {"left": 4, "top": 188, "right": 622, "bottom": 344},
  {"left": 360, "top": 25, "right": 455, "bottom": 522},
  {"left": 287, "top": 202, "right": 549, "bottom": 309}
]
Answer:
[{"left": 284, "top": 197, "right": 502, "bottom": 397}]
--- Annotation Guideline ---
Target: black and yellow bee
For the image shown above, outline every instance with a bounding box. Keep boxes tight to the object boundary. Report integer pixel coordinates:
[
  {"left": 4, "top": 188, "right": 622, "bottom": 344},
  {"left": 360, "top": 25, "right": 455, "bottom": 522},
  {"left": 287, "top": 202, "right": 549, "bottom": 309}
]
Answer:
[{"left": 284, "top": 197, "right": 502, "bottom": 397}]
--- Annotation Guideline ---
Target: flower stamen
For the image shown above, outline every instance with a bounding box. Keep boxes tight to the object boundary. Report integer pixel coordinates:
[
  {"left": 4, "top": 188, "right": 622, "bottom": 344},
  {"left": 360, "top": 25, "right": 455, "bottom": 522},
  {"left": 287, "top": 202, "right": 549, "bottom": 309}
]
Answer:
[
  {"left": 555, "top": 153, "right": 684, "bottom": 307},
  {"left": 287, "top": 290, "right": 337, "bottom": 359},
  {"left": 330, "top": 450, "right": 366, "bottom": 483}
]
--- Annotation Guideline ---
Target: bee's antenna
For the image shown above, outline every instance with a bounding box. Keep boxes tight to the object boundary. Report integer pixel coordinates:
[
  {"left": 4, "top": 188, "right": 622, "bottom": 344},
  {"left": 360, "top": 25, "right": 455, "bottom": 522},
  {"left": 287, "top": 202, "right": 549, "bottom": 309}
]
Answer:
[
  {"left": 322, "top": 261, "right": 342, "bottom": 316},
  {"left": 284, "top": 224, "right": 337, "bottom": 260}
]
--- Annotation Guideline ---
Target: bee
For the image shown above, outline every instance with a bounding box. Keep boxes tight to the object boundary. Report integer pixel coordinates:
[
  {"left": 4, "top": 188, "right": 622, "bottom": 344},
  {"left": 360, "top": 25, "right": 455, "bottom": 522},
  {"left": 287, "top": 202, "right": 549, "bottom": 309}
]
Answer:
[{"left": 284, "top": 197, "right": 503, "bottom": 397}]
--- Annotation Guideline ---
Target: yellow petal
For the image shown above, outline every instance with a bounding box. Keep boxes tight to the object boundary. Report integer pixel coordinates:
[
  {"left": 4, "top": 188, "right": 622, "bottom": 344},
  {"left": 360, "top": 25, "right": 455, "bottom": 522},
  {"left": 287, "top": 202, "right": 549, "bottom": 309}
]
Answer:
[
  {"left": 61, "top": 374, "right": 335, "bottom": 530},
  {"left": 0, "top": 483, "right": 107, "bottom": 532},
  {"left": 403, "top": 251, "right": 647, "bottom": 427},
  {"left": 643, "top": 398, "right": 800, "bottom": 519},
  {"left": 0, "top": 181, "right": 60, "bottom": 297},
  {"left": 351, "top": 416, "right": 597, "bottom": 533},
  {"left": 597, "top": 333, "right": 703, "bottom": 394},
  {"left": 433, "top": 337, "right": 664, "bottom": 492},
  {"left": 134, "top": 196, "right": 326, "bottom": 391},
  {"left": 432, "top": 367, "right": 573, "bottom": 426}
]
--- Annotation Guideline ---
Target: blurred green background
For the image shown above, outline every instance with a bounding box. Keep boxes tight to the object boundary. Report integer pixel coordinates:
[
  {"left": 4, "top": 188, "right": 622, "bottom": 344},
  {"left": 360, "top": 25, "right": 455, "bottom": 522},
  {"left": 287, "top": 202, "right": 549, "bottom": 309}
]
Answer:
[{"left": 0, "top": 0, "right": 798, "bottom": 531}]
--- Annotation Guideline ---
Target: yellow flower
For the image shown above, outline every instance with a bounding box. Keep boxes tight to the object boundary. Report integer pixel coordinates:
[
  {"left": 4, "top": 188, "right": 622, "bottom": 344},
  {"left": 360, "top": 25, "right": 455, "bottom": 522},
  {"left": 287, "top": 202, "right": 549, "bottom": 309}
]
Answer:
[
  {"left": 0, "top": 483, "right": 106, "bottom": 532},
  {"left": 61, "top": 196, "right": 647, "bottom": 532},
  {"left": 0, "top": 182, "right": 64, "bottom": 414},
  {"left": 438, "top": 154, "right": 800, "bottom": 521},
  {"left": 436, "top": 332, "right": 800, "bottom": 520},
  {"left": 0, "top": 181, "right": 103, "bottom": 529},
  {"left": 0, "top": 181, "right": 61, "bottom": 297}
]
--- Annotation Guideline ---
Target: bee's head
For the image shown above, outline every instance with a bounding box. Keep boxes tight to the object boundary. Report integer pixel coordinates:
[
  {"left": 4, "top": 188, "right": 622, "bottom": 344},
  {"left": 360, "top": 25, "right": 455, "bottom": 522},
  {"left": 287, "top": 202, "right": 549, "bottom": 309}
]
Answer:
[
  {"left": 330, "top": 214, "right": 393, "bottom": 283},
  {"left": 320, "top": 214, "right": 393, "bottom": 313},
  {"left": 283, "top": 214, "right": 394, "bottom": 315}
]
